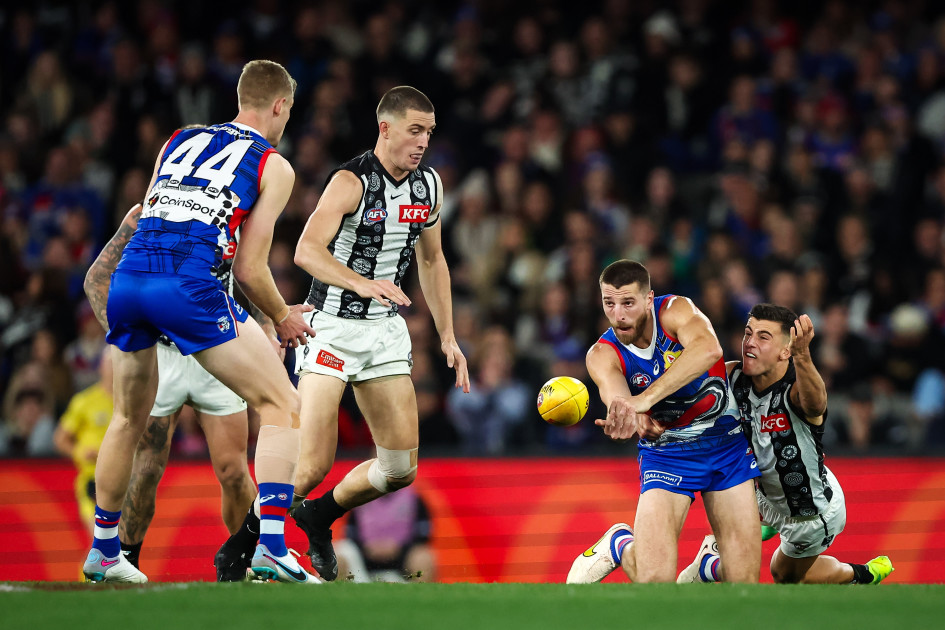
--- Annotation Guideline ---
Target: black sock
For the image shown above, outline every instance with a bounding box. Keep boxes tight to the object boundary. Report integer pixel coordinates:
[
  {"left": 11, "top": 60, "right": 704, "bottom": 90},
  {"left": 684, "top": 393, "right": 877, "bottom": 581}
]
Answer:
[
  {"left": 120, "top": 541, "right": 143, "bottom": 569},
  {"left": 227, "top": 507, "right": 261, "bottom": 553},
  {"left": 306, "top": 489, "right": 348, "bottom": 530},
  {"left": 849, "top": 563, "right": 872, "bottom": 584}
]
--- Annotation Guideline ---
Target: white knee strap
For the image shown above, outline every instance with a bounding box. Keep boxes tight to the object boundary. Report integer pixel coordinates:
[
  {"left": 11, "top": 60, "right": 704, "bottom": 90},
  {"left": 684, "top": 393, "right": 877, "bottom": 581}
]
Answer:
[{"left": 367, "top": 445, "right": 418, "bottom": 493}]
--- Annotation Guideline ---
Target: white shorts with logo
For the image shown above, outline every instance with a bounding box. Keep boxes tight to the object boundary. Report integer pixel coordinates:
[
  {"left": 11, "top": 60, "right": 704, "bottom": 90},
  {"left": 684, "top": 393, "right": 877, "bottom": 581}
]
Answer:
[
  {"left": 150, "top": 341, "right": 247, "bottom": 416},
  {"left": 295, "top": 310, "right": 412, "bottom": 383},
  {"left": 757, "top": 467, "right": 847, "bottom": 559}
]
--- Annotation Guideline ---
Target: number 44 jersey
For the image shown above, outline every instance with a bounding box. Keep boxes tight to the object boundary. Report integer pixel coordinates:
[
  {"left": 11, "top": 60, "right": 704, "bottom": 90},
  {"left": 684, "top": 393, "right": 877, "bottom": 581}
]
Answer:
[{"left": 118, "top": 122, "right": 274, "bottom": 284}]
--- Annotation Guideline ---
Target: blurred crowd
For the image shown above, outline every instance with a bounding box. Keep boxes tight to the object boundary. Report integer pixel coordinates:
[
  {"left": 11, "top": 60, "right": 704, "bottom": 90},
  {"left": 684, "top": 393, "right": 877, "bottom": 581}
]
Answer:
[{"left": 2, "top": 0, "right": 945, "bottom": 460}]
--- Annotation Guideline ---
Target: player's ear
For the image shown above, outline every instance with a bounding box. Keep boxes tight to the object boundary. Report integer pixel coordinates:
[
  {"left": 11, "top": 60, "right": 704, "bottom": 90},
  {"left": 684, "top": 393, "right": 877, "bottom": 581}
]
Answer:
[
  {"left": 379, "top": 120, "right": 390, "bottom": 138},
  {"left": 273, "top": 97, "right": 285, "bottom": 117}
]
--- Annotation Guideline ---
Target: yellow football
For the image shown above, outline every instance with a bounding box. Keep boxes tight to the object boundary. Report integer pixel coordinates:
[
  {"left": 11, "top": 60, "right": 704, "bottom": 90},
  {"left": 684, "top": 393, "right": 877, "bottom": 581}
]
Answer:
[{"left": 537, "top": 376, "right": 590, "bottom": 426}]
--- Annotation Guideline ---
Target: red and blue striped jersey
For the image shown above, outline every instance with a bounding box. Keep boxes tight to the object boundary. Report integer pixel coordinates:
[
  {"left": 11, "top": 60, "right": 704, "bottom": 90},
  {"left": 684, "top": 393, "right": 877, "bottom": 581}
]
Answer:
[
  {"left": 117, "top": 122, "right": 276, "bottom": 286},
  {"left": 597, "top": 294, "right": 742, "bottom": 450}
]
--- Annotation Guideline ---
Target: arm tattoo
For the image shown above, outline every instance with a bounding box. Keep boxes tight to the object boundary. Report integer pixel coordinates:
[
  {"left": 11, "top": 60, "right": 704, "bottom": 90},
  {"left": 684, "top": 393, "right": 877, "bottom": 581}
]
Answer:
[
  {"left": 234, "top": 280, "right": 271, "bottom": 327},
  {"left": 84, "top": 207, "right": 143, "bottom": 331}
]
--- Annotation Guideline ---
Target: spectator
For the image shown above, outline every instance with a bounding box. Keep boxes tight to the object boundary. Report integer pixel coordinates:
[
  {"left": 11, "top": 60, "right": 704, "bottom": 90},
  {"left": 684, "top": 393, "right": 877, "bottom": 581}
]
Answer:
[
  {"left": 335, "top": 485, "right": 436, "bottom": 583},
  {"left": 0, "top": 388, "right": 56, "bottom": 457}
]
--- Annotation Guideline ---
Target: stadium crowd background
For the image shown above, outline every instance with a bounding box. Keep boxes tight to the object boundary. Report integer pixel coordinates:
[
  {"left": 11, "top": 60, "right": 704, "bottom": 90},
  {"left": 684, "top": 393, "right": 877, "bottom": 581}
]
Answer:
[{"left": 1, "top": 0, "right": 944, "bottom": 461}]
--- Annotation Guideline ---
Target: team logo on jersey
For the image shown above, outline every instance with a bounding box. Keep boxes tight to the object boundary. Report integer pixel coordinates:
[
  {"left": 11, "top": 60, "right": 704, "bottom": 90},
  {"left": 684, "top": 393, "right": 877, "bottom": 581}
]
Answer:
[
  {"left": 663, "top": 350, "right": 681, "bottom": 370},
  {"left": 399, "top": 205, "right": 431, "bottom": 223},
  {"left": 316, "top": 350, "right": 345, "bottom": 371},
  {"left": 222, "top": 239, "right": 237, "bottom": 259},
  {"left": 631, "top": 372, "right": 651, "bottom": 388},
  {"left": 412, "top": 180, "right": 427, "bottom": 198},
  {"left": 761, "top": 413, "right": 789, "bottom": 432},
  {"left": 216, "top": 316, "right": 230, "bottom": 333},
  {"left": 364, "top": 208, "right": 388, "bottom": 224}
]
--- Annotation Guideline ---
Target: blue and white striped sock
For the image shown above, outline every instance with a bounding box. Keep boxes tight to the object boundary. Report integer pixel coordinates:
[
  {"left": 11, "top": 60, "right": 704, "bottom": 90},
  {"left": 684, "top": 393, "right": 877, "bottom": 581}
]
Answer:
[
  {"left": 92, "top": 506, "right": 122, "bottom": 558},
  {"left": 610, "top": 529, "right": 634, "bottom": 565},
  {"left": 258, "top": 483, "right": 294, "bottom": 557},
  {"left": 699, "top": 553, "right": 721, "bottom": 582}
]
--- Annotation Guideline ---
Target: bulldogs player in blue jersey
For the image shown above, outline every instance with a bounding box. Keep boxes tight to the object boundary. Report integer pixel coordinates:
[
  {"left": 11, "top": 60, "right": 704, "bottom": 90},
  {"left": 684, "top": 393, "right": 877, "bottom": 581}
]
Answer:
[
  {"left": 81, "top": 60, "right": 319, "bottom": 584},
  {"left": 567, "top": 260, "right": 761, "bottom": 583}
]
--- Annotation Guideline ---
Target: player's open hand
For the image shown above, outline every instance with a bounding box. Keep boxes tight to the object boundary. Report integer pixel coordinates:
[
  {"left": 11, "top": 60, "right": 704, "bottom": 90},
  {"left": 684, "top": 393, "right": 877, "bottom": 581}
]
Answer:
[
  {"left": 355, "top": 278, "right": 411, "bottom": 309},
  {"left": 597, "top": 395, "right": 663, "bottom": 441},
  {"left": 597, "top": 396, "right": 639, "bottom": 440},
  {"left": 441, "top": 337, "right": 470, "bottom": 393},
  {"left": 789, "top": 314, "right": 815, "bottom": 357},
  {"left": 275, "top": 303, "right": 317, "bottom": 348}
]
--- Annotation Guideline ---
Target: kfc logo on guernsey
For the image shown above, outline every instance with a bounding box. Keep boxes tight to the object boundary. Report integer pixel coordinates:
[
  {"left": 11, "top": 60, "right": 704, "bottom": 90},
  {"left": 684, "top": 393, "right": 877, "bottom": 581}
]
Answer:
[
  {"left": 222, "top": 239, "right": 237, "bottom": 259},
  {"left": 316, "top": 350, "right": 345, "bottom": 371},
  {"left": 761, "top": 413, "right": 790, "bottom": 432},
  {"left": 364, "top": 208, "right": 388, "bottom": 224},
  {"left": 399, "top": 205, "right": 431, "bottom": 223}
]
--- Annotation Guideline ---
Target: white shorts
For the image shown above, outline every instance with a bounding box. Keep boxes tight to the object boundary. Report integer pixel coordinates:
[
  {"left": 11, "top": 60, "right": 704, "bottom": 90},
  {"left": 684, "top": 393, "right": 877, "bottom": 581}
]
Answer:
[
  {"left": 757, "top": 467, "right": 847, "bottom": 559},
  {"left": 295, "top": 310, "right": 412, "bottom": 383},
  {"left": 151, "top": 342, "right": 247, "bottom": 417}
]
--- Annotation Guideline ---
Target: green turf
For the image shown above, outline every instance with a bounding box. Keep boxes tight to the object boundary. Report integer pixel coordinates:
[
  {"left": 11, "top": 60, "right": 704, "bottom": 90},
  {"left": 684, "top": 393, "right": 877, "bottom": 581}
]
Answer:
[{"left": 3, "top": 582, "right": 944, "bottom": 629}]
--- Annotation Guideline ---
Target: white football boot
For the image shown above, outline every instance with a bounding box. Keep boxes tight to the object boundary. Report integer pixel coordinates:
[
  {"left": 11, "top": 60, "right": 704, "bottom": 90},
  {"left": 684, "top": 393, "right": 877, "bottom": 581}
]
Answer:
[
  {"left": 83, "top": 548, "right": 148, "bottom": 583},
  {"left": 251, "top": 544, "right": 322, "bottom": 584},
  {"left": 566, "top": 523, "right": 633, "bottom": 584},
  {"left": 676, "top": 534, "right": 720, "bottom": 583}
]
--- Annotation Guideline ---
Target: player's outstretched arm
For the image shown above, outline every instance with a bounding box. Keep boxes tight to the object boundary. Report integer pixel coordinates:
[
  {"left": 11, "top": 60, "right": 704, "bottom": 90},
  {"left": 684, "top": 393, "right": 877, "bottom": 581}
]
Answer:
[
  {"left": 295, "top": 170, "right": 411, "bottom": 309},
  {"left": 788, "top": 314, "right": 827, "bottom": 424},
  {"left": 635, "top": 295, "right": 724, "bottom": 412},
  {"left": 416, "top": 218, "right": 469, "bottom": 392},
  {"left": 234, "top": 153, "right": 316, "bottom": 348},
  {"left": 83, "top": 204, "right": 143, "bottom": 330},
  {"left": 587, "top": 344, "right": 663, "bottom": 441}
]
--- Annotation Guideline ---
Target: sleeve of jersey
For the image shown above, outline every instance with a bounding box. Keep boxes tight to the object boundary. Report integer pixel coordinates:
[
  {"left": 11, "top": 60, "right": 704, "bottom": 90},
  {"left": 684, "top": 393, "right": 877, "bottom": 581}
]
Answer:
[{"left": 423, "top": 167, "right": 443, "bottom": 230}]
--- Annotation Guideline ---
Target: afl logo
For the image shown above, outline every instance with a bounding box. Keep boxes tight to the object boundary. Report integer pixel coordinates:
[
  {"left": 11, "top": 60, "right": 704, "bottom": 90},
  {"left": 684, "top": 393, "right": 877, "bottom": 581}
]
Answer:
[
  {"left": 631, "top": 373, "right": 651, "bottom": 388},
  {"left": 364, "top": 208, "right": 387, "bottom": 224}
]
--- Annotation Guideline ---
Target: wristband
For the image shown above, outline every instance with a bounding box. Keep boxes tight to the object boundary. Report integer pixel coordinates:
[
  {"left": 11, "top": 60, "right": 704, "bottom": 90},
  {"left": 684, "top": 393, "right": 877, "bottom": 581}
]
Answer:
[{"left": 275, "top": 305, "right": 290, "bottom": 324}]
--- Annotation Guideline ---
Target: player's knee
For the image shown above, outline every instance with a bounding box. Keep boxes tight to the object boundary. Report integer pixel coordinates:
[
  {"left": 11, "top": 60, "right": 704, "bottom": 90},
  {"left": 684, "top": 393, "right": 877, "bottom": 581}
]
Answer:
[
  {"left": 770, "top": 565, "right": 801, "bottom": 584},
  {"left": 386, "top": 468, "right": 417, "bottom": 491},
  {"left": 214, "top": 457, "right": 249, "bottom": 492},
  {"left": 295, "top": 461, "right": 332, "bottom": 495},
  {"left": 367, "top": 446, "right": 418, "bottom": 493}
]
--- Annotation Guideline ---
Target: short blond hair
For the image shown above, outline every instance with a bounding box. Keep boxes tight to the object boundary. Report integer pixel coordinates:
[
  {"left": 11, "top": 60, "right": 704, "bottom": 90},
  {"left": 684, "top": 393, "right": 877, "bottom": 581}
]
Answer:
[{"left": 237, "top": 60, "right": 297, "bottom": 110}]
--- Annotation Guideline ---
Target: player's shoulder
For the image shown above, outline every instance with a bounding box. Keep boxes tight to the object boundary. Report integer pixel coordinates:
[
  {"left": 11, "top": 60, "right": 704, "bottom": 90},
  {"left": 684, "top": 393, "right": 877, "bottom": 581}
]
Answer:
[{"left": 587, "top": 337, "right": 622, "bottom": 367}]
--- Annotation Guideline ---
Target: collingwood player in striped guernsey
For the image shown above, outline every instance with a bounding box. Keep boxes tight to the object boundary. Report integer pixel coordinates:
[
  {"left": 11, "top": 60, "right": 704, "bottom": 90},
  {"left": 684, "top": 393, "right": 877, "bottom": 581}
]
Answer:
[
  {"left": 214, "top": 86, "right": 470, "bottom": 581},
  {"left": 678, "top": 304, "right": 893, "bottom": 585}
]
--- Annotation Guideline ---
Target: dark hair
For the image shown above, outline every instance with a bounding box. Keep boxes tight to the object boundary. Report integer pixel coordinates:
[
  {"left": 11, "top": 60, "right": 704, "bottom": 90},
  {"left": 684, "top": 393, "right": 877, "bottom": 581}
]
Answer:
[
  {"left": 376, "top": 86, "right": 434, "bottom": 122},
  {"left": 748, "top": 303, "right": 797, "bottom": 336},
  {"left": 599, "top": 259, "right": 650, "bottom": 291}
]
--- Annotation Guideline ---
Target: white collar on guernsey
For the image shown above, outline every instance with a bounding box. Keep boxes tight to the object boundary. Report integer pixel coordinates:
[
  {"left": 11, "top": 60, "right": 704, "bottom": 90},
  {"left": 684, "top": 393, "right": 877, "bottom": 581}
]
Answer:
[
  {"left": 229, "top": 121, "right": 264, "bottom": 137},
  {"left": 618, "top": 304, "right": 658, "bottom": 361}
]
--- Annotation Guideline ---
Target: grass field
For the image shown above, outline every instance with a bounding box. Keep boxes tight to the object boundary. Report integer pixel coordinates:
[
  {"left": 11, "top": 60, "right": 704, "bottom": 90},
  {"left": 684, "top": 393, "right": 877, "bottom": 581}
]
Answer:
[{"left": 4, "top": 582, "right": 944, "bottom": 629}]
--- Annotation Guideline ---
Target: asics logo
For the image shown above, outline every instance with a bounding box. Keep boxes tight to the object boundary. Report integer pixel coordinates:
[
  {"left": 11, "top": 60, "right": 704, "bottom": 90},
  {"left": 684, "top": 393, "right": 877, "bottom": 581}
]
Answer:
[
  {"left": 259, "top": 494, "right": 276, "bottom": 503},
  {"left": 101, "top": 559, "right": 119, "bottom": 568},
  {"left": 263, "top": 554, "right": 309, "bottom": 582}
]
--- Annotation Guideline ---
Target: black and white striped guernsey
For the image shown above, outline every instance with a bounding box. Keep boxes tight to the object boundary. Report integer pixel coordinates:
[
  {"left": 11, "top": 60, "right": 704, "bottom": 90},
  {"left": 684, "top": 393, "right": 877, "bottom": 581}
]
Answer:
[
  {"left": 307, "top": 150, "right": 441, "bottom": 320},
  {"left": 731, "top": 361, "right": 833, "bottom": 518}
]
